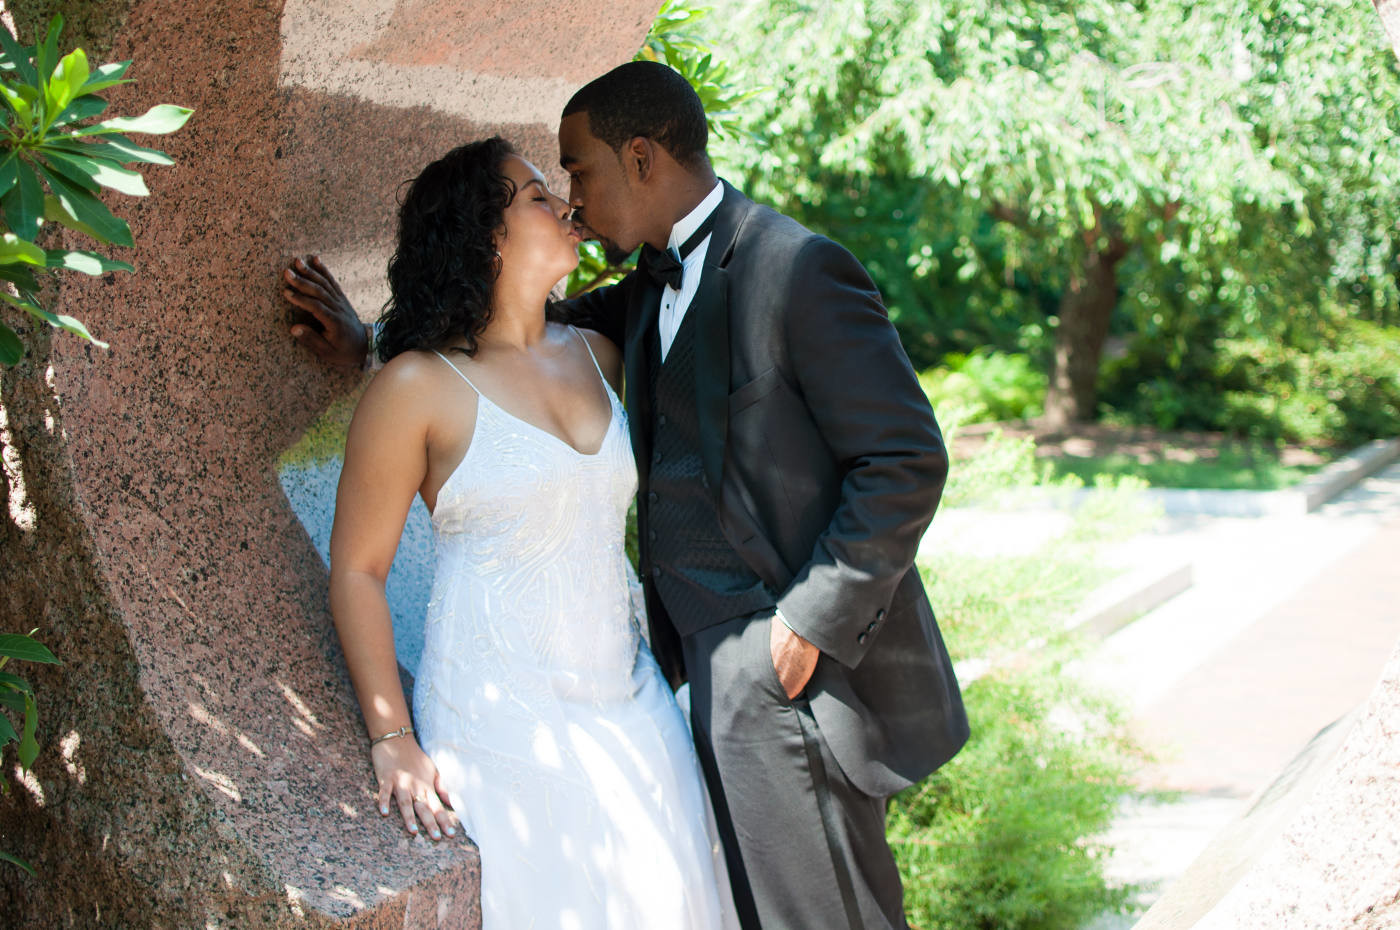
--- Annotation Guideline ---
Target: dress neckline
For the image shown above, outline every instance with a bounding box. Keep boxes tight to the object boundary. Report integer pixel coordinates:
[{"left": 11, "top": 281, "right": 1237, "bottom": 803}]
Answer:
[
  {"left": 430, "top": 326, "right": 618, "bottom": 458},
  {"left": 476, "top": 387, "right": 618, "bottom": 460}
]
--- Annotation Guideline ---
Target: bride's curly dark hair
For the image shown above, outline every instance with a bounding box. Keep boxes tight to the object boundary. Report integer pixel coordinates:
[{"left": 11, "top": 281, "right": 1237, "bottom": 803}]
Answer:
[{"left": 377, "top": 136, "right": 516, "bottom": 362}]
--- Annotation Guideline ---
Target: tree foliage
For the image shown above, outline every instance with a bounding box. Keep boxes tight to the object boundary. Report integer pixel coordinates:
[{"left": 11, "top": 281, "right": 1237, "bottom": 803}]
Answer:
[
  {"left": 0, "top": 14, "right": 191, "bottom": 366},
  {"left": 700, "top": 0, "right": 1400, "bottom": 434}
]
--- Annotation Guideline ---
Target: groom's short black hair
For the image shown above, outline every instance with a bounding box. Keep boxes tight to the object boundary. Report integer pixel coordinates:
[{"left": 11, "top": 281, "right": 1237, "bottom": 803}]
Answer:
[{"left": 563, "top": 61, "right": 709, "bottom": 169}]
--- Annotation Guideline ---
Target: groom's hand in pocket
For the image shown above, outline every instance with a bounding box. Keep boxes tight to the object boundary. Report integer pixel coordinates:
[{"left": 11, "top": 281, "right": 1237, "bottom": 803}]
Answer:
[{"left": 770, "top": 612, "right": 820, "bottom": 700}]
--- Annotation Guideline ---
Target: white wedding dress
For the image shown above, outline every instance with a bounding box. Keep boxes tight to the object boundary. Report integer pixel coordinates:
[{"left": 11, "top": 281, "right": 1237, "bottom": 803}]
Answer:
[{"left": 413, "top": 334, "right": 739, "bottom": 930}]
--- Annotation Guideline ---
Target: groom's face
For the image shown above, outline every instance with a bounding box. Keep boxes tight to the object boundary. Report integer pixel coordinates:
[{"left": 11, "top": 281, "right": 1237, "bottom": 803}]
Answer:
[{"left": 558, "top": 112, "right": 645, "bottom": 265}]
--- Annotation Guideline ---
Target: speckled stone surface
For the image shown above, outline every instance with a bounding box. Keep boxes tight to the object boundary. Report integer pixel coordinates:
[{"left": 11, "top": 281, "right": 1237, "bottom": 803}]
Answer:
[
  {"left": 0, "top": 1, "right": 657, "bottom": 926},
  {"left": 1190, "top": 640, "right": 1400, "bottom": 930}
]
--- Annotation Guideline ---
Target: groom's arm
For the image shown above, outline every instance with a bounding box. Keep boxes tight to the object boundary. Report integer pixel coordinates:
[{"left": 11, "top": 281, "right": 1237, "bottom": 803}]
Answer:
[
  {"left": 774, "top": 236, "right": 948, "bottom": 671},
  {"left": 557, "top": 276, "right": 632, "bottom": 348}
]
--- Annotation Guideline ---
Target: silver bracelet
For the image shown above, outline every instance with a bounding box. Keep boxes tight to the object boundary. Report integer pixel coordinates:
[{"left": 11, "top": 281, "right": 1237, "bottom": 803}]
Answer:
[{"left": 370, "top": 724, "right": 413, "bottom": 746}]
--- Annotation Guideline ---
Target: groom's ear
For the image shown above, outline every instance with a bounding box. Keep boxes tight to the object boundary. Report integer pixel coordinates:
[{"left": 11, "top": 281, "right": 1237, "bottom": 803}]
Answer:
[{"left": 623, "top": 136, "right": 655, "bottom": 183}]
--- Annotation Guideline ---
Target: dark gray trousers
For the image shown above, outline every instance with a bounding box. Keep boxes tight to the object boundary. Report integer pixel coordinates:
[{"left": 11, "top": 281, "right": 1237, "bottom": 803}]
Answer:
[{"left": 681, "top": 612, "right": 908, "bottom": 930}]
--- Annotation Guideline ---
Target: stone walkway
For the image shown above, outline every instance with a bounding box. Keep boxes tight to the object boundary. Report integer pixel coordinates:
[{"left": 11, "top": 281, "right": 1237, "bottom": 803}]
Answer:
[{"left": 1081, "top": 461, "right": 1400, "bottom": 927}]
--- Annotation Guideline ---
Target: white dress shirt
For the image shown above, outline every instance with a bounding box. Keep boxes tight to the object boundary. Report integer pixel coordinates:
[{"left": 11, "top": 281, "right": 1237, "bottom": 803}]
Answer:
[{"left": 657, "top": 181, "right": 724, "bottom": 361}]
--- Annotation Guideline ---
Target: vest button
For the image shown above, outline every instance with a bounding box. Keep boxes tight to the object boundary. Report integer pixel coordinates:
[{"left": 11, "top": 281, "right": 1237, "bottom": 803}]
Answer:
[
  {"left": 649, "top": 530, "right": 657, "bottom": 542},
  {"left": 857, "top": 632, "right": 868, "bottom": 645},
  {"left": 652, "top": 566, "right": 663, "bottom": 578},
  {"left": 658, "top": 414, "right": 668, "bottom": 426},
  {"left": 653, "top": 450, "right": 663, "bottom": 464},
  {"left": 648, "top": 491, "right": 658, "bottom": 503}
]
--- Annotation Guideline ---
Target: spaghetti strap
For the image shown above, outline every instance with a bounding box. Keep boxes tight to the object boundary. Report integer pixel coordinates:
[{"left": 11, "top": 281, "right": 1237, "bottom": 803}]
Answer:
[
  {"left": 430, "top": 349, "right": 480, "bottom": 394},
  {"left": 570, "top": 325, "right": 610, "bottom": 392}
]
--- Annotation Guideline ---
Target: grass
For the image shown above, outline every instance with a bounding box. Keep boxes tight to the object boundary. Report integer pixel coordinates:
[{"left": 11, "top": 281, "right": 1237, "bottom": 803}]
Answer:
[{"left": 1045, "top": 444, "right": 1327, "bottom": 491}]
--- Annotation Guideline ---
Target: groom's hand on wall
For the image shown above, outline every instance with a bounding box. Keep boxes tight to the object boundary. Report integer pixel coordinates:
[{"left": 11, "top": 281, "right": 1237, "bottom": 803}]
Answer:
[
  {"left": 284, "top": 255, "right": 371, "bottom": 369},
  {"left": 770, "top": 613, "right": 820, "bottom": 700}
]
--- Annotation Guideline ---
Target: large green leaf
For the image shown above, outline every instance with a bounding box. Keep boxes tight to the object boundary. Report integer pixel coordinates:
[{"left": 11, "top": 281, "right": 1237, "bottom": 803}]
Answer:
[
  {"left": 18, "top": 692, "right": 38, "bottom": 769},
  {"left": 52, "top": 94, "right": 108, "bottom": 127},
  {"left": 43, "top": 192, "right": 105, "bottom": 243},
  {"left": 37, "top": 149, "right": 99, "bottom": 192},
  {"left": 38, "top": 164, "right": 132, "bottom": 246},
  {"left": 43, "top": 149, "right": 148, "bottom": 196},
  {"left": 0, "top": 671, "right": 33, "bottom": 695},
  {"left": 88, "top": 134, "right": 173, "bottom": 166},
  {"left": 45, "top": 47, "right": 88, "bottom": 124},
  {"left": 0, "top": 232, "right": 45, "bottom": 266},
  {"left": 73, "top": 103, "right": 192, "bottom": 137},
  {"left": 1, "top": 290, "right": 107, "bottom": 346},
  {"left": 0, "top": 322, "right": 21, "bottom": 365},
  {"left": 1, "top": 162, "right": 43, "bottom": 240},
  {"left": 46, "top": 249, "right": 133, "bottom": 275},
  {"left": 0, "top": 849, "right": 35, "bottom": 877},
  {"left": 0, "top": 264, "right": 41, "bottom": 294},
  {"left": 78, "top": 59, "right": 130, "bottom": 95},
  {"left": 0, "top": 687, "right": 26, "bottom": 712},
  {"left": 0, "top": 634, "right": 58, "bottom": 664},
  {"left": 0, "top": 24, "right": 39, "bottom": 87},
  {"left": 34, "top": 15, "right": 63, "bottom": 83},
  {"left": 0, "top": 155, "right": 19, "bottom": 201},
  {"left": 0, "top": 710, "right": 16, "bottom": 745},
  {"left": 0, "top": 82, "right": 34, "bottom": 128}
]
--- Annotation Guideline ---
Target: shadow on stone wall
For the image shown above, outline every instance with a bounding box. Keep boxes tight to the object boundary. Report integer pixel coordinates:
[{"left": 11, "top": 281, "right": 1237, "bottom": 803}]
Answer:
[{"left": 0, "top": 1, "right": 658, "bottom": 925}]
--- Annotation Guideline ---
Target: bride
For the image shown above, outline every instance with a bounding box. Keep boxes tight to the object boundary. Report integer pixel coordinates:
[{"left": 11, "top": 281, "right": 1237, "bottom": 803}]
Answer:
[{"left": 320, "top": 137, "right": 738, "bottom": 928}]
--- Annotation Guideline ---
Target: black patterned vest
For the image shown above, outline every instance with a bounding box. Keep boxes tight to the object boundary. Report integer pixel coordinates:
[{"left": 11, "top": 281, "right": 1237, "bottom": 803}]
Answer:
[{"left": 643, "top": 310, "right": 774, "bottom": 637}]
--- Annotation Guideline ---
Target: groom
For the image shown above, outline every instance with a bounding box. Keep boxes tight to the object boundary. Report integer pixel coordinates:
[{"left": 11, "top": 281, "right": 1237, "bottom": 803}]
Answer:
[
  {"left": 289, "top": 61, "right": 967, "bottom": 930},
  {"left": 557, "top": 62, "right": 966, "bottom": 929}
]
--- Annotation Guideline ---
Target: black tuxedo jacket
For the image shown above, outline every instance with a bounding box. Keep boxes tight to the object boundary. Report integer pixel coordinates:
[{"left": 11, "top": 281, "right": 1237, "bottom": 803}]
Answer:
[{"left": 566, "top": 182, "right": 968, "bottom": 796}]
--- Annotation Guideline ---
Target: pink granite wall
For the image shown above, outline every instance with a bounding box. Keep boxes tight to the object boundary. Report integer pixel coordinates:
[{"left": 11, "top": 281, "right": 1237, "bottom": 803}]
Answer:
[{"left": 0, "top": 1, "right": 658, "bottom": 926}]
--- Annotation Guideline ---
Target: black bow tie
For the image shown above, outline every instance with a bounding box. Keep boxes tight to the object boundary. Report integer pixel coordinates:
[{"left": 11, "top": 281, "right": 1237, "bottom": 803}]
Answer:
[{"left": 640, "top": 212, "right": 716, "bottom": 291}]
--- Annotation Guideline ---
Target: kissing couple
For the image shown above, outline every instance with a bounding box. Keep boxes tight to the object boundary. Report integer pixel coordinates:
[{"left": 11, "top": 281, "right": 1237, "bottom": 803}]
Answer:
[{"left": 284, "top": 60, "right": 968, "bottom": 930}]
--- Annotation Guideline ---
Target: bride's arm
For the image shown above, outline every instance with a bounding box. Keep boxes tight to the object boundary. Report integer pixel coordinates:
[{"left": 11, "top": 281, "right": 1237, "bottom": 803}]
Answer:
[{"left": 329, "top": 355, "right": 461, "bottom": 841}]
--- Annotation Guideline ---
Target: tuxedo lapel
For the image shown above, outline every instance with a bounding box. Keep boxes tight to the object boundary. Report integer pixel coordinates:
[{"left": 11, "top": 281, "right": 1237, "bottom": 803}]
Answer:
[
  {"left": 692, "top": 183, "right": 749, "bottom": 496},
  {"left": 691, "top": 266, "right": 729, "bottom": 495},
  {"left": 624, "top": 277, "right": 662, "bottom": 467}
]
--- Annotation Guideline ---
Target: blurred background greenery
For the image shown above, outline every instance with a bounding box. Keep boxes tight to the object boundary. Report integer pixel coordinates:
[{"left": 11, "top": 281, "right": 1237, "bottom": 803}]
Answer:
[{"left": 677, "top": 0, "right": 1400, "bottom": 455}]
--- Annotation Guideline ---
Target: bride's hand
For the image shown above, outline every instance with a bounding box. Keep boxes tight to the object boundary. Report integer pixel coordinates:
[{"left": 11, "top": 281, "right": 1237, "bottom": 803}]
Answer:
[{"left": 371, "top": 737, "right": 462, "bottom": 841}]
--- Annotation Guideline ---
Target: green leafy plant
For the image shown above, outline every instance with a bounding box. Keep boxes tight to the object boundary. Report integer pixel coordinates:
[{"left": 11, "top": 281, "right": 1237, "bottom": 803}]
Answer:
[
  {"left": 0, "top": 631, "right": 60, "bottom": 875},
  {"left": 888, "top": 430, "right": 1156, "bottom": 927},
  {"left": 889, "top": 668, "right": 1142, "bottom": 930},
  {"left": 920, "top": 351, "right": 1047, "bottom": 426},
  {"left": 0, "top": 14, "right": 191, "bottom": 366}
]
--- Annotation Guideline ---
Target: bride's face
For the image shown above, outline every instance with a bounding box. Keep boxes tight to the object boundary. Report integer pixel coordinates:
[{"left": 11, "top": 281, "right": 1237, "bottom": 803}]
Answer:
[{"left": 495, "top": 155, "right": 581, "bottom": 286}]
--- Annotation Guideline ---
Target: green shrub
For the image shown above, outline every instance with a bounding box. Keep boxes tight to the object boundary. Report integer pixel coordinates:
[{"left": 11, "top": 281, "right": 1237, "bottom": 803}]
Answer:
[
  {"left": 922, "top": 351, "right": 1046, "bottom": 426},
  {"left": 940, "top": 425, "right": 1046, "bottom": 510},
  {"left": 890, "top": 668, "right": 1141, "bottom": 930},
  {"left": 895, "top": 431, "right": 1155, "bottom": 928},
  {"left": 0, "top": 631, "right": 60, "bottom": 875},
  {"left": 1101, "top": 318, "right": 1400, "bottom": 446}
]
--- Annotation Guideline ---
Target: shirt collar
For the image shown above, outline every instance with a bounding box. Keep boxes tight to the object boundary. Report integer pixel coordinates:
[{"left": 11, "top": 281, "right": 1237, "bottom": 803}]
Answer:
[{"left": 666, "top": 181, "right": 724, "bottom": 257}]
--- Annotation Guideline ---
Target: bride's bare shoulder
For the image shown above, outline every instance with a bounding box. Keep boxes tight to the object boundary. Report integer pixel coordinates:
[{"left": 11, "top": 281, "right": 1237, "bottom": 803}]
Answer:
[
  {"left": 373, "top": 348, "right": 466, "bottom": 390},
  {"left": 575, "top": 327, "right": 622, "bottom": 392}
]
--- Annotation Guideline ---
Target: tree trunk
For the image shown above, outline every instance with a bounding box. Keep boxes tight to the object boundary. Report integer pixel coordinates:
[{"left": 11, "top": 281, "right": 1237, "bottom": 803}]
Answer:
[
  {"left": 1042, "top": 245, "right": 1124, "bottom": 432},
  {"left": 1374, "top": 0, "right": 1400, "bottom": 61}
]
